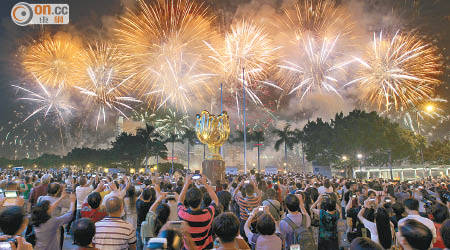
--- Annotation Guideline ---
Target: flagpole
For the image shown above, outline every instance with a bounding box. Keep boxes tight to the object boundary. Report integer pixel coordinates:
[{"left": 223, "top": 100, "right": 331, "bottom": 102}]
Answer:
[
  {"left": 220, "top": 82, "right": 224, "bottom": 158},
  {"left": 243, "top": 68, "right": 247, "bottom": 174}
]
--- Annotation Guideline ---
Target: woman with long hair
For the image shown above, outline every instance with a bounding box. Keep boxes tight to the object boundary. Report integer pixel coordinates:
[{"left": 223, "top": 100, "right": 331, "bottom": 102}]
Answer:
[
  {"left": 31, "top": 192, "right": 76, "bottom": 250},
  {"left": 358, "top": 200, "right": 394, "bottom": 250},
  {"left": 124, "top": 185, "right": 137, "bottom": 228},
  {"left": 140, "top": 193, "right": 171, "bottom": 247}
]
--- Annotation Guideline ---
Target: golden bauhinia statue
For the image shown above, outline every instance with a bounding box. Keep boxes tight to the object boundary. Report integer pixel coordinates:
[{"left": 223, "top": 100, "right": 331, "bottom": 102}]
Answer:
[{"left": 195, "top": 110, "right": 230, "bottom": 160}]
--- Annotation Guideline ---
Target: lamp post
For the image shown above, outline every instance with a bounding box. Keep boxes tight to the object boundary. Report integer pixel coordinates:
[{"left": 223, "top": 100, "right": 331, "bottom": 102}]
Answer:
[
  {"left": 357, "top": 153, "right": 363, "bottom": 174},
  {"left": 417, "top": 104, "right": 434, "bottom": 177}
]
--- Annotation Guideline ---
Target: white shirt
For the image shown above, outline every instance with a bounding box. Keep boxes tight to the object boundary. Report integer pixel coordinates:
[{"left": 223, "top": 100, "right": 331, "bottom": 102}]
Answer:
[
  {"left": 318, "top": 186, "right": 333, "bottom": 194},
  {"left": 76, "top": 186, "right": 93, "bottom": 209},
  {"left": 102, "top": 188, "right": 127, "bottom": 206},
  {"left": 398, "top": 214, "right": 437, "bottom": 239},
  {"left": 360, "top": 218, "right": 379, "bottom": 245}
]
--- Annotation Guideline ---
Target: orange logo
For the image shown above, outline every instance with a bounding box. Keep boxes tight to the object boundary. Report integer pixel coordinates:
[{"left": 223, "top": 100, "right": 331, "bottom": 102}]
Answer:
[{"left": 11, "top": 2, "right": 33, "bottom": 26}]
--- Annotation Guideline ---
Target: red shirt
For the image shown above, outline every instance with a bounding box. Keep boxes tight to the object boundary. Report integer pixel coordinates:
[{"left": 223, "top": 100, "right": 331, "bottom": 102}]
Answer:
[
  {"left": 80, "top": 202, "right": 107, "bottom": 223},
  {"left": 434, "top": 222, "right": 445, "bottom": 249}
]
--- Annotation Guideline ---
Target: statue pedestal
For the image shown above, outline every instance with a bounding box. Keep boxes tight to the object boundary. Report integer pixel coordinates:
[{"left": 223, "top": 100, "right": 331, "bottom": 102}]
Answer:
[{"left": 202, "top": 159, "right": 225, "bottom": 184}]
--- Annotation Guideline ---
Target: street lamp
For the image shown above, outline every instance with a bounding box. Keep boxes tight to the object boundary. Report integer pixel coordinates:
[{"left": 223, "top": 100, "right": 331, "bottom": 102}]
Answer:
[
  {"left": 426, "top": 105, "right": 434, "bottom": 112},
  {"left": 357, "top": 154, "right": 363, "bottom": 175},
  {"left": 342, "top": 155, "right": 348, "bottom": 161}
]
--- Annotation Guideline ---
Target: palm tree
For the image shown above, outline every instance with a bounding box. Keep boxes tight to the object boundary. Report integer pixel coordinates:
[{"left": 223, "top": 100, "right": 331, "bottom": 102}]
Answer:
[
  {"left": 136, "top": 123, "right": 159, "bottom": 166},
  {"left": 150, "top": 139, "right": 168, "bottom": 168},
  {"left": 233, "top": 128, "right": 264, "bottom": 172},
  {"left": 272, "top": 124, "right": 295, "bottom": 171},
  {"left": 182, "top": 128, "right": 197, "bottom": 171},
  {"left": 252, "top": 130, "right": 265, "bottom": 173},
  {"left": 157, "top": 110, "right": 189, "bottom": 173},
  {"left": 292, "top": 128, "right": 306, "bottom": 173}
]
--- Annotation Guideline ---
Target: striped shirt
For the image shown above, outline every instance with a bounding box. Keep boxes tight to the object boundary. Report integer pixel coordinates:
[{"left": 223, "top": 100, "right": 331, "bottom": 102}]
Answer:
[
  {"left": 93, "top": 217, "right": 137, "bottom": 250},
  {"left": 177, "top": 202, "right": 216, "bottom": 250},
  {"left": 236, "top": 194, "right": 261, "bottom": 221}
]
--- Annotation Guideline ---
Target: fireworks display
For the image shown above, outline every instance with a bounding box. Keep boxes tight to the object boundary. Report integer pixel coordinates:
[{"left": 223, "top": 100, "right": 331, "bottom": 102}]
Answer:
[
  {"left": 114, "top": 0, "right": 216, "bottom": 110},
  {"left": 278, "top": 35, "right": 354, "bottom": 101},
  {"left": 348, "top": 31, "right": 442, "bottom": 111},
  {"left": 13, "top": 75, "right": 74, "bottom": 123},
  {"left": 21, "top": 34, "right": 85, "bottom": 89},
  {"left": 74, "top": 42, "right": 140, "bottom": 130},
  {"left": 383, "top": 98, "right": 449, "bottom": 135},
  {"left": 276, "top": 0, "right": 357, "bottom": 102},
  {"left": 2, "top": 0, "right": 447, "bottom": 158},
  {"left": 205, "top": 20, "right": 281, "bottom": 112},
  {"left": 281, "top": 0, "right": 355, "bottom": 40}
]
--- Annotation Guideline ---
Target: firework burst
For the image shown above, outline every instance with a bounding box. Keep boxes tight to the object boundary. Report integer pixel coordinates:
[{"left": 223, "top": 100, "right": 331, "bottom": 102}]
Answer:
[
  {"left": 13, "top": 74, "right": 74, "bottom": 123},
  {"left": 74, "top": 42, "right": 141, "bottom": 130},
  {"left": 347, "top": 31, "right": 442, "bottom": 111},
  {"left": 382, "top": 97, "right": 448, "bottom": 135},
  {"left": 114, "top": 0, "right": 216, "bottom": 110},
  {"left": 21, "top": 34, "right": 85, "bottom": 88},
  {"left": 281, "top": 0, "right": 355, "bottom": 40},
  {"left": 205, "top": 20, "right": 281, "bottom": 112},
  {"left": 278, "top": 35, "right": 354, "bottom": 101}
]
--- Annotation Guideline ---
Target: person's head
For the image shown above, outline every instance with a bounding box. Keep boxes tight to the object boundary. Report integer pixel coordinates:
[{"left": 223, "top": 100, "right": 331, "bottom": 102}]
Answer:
[
  {"left": 0, "top": 206, "right": 28, "bottom": 236},
  {"left": 256, "top": 214, "right": 276, "bottom": 235},
  {"left": 285, "top": 194, "right": 300, "bottom": 212},
  {"left": 432, "top": 203, "right": 449, "bottom": 223},
  {"left": 441, "top": 219, "right": 450, "bottom": 249},
  {"left": 186, "top": 187, "right": 203, "bottom": 209},
  {"left": 109, "top": 181, "right": 119, "bottom": 191},
  {"left": 221, "top": 183, "right": 228, "bottom": 190},
  {"left": 47, "top": 182, "right": 61, "bottom": 196},
  {"left": 322, "top": 197, "right": 336, "bottom": 211},
  {"left": 41, "top": 174, "right": 51, "bottom": 185},
  {"left": 31, "top": 200, "right": 51, "bottom": 227},
  {"left": 244, "top": 183, "right": 254, "bottom": 196},
  {"left": 87, "top": 192, "right": 102, "bottom": 209},
  {"left": 375, "top": 208, "right": 392, "bottom": 249},
  {"left": 398, "top": 219, "right": 432, "bottom": 250},
  {"left": 212, "top": 212, "right": 240, "bottom": 243},
  {"left": 403, "top": 198, "right": 419, "bottom": 213},
  {"left": 392, "top": 202, "right": 405, "bottom": 217},
  {"left": 142, "top": 188, "right": 152, "bottom": 201},
  {"left": 79, "top": 176, "right": 88, "bottom": 186},
  {"left": 72, "top": 218, "right": 96, "bottom": 247},
  {"left": 350, "top": 237, "right": 383, "bottom": 250},
  {"left": 155, "top": 204, "right": 171, "bottom": 235},
  {"left": 367, "top": 190, "right": 376, "bottom": 199},
  {"left": 105, "top": 196, "right": 123, "bottom": 216},
  {"left": 324, "top": 179, "right": 331, "bottom": 188},
  {"left": 267, "top": 188, "right": 276, "bottom": 199},
  {"left": 349, "top": 182, "right": 357, "bottom": 191}
]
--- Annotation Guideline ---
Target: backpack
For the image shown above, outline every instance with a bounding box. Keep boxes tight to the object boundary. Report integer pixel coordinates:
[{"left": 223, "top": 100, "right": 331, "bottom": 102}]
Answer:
[
  {"left": 282, "top": 216, "right": 316, "bottom": 250},
  {"left": 140, "top": 211, "right": 156, "bottom": 244},
  {"left": 250, "top": 232, "right": 284, "bottom": 250}
]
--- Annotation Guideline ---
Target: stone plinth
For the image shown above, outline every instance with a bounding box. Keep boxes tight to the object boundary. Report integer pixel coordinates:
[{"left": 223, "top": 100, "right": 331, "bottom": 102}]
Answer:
[{"left": 202, "top": 159, "right": 225, "bottom": 184}]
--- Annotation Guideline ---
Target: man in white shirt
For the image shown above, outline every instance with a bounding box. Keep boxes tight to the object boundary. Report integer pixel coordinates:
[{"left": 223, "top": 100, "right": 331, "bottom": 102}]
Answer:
[
  {"left": 398, "top": 198, "right": 436, "bottom": 243},
  {"left": 76, "top": 176, "right": 93, "bottom": 219},
  {"left": 318, "top": 179, "right": 333, "bottom": 194},
  {"left": 102, "top": 177, "right": 129, "bottom": 206}
]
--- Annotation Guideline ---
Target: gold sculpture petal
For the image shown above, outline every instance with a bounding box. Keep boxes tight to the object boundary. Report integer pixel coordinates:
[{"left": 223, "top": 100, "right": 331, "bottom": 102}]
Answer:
[{"left": 195, "top": 110, "right": 230, "bottom": 160}]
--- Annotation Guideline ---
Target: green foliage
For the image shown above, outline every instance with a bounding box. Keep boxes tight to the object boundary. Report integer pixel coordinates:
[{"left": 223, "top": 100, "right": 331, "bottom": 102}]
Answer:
[
  {"left": 303, "top": 109, "right": 423, "bottom": 170},
  {"left": 423, "top": 139, "right": 450, "bottom": 164}
]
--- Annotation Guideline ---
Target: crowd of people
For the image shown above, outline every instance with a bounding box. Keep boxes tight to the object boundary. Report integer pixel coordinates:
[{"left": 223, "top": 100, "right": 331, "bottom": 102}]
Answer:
[{"left": 1, "top": 168, "right": 450, "bottom": 250}]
